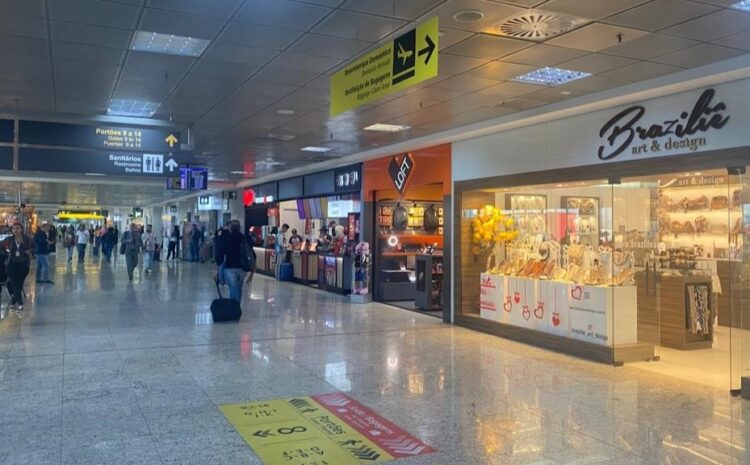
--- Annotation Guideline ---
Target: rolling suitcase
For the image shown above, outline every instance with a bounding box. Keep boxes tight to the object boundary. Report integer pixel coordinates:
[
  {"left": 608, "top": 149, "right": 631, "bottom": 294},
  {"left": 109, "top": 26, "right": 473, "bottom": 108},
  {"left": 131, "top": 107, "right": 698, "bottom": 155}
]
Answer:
[
  {"left": 210, "top": 283, "right": 242, "bottom": 322},
  {"left": 279, "top": 262, "right": 293, "bottom": 281}
]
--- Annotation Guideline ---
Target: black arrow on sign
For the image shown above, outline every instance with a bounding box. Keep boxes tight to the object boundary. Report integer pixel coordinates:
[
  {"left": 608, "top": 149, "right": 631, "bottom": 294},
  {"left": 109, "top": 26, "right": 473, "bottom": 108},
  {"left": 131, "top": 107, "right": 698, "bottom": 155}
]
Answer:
[
  {"left": 253, "top": 429, "right": 274, "bottom": 438},
  {"left": 418, "top": 35, "right": 435, "bottom": 65}
]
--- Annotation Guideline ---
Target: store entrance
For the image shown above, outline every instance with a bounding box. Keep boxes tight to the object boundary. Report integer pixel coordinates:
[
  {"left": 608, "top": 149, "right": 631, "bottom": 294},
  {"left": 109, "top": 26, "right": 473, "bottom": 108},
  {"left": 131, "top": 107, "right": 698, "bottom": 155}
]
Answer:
[{"left": 615, "top": 167, "right": 746, "bottom": 391}]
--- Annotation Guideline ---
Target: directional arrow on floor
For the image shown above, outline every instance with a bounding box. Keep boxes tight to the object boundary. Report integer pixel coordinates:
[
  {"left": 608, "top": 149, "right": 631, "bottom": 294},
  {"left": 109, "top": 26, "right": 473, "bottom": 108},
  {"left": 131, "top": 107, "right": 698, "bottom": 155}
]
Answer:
[{"left": 252, "top": 429, "right": 274, "bottom": 438}]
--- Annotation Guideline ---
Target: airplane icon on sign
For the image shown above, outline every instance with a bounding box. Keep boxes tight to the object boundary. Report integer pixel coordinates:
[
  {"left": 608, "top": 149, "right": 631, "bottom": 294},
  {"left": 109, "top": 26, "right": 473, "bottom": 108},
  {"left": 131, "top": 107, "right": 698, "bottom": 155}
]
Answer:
[{"left": 396, "top": 43, "right": 413, "bottom": 66}]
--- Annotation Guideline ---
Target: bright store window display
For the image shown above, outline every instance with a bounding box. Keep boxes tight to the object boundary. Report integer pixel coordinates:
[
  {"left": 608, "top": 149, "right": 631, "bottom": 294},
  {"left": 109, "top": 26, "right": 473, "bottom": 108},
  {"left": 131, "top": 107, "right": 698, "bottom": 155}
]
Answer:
[{"left": 459, "top": 166, "right": 749, "bottom": 389}]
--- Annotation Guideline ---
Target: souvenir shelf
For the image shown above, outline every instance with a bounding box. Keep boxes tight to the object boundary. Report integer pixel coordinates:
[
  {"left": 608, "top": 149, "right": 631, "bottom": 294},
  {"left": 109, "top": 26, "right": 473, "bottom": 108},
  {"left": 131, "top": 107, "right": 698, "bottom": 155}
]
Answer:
[
  {"left": 561, "top": 196, "right": 599, "bottom": 246},
  {"left": 505, "top": 194, "right": 547, "bottom": 237}
]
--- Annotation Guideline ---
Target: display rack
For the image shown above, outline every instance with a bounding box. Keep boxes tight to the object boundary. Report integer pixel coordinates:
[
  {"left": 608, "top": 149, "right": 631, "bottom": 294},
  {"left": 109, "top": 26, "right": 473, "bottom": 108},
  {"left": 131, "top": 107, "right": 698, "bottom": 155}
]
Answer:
[
  {"left": 505, "top": 193, "right": 547, "bottom": 237},
  {"left": 415, "top": 253, "right": 443, "bottom": 310},
  {"left": 561, "top": 196, "right": 599, "bottom": 246},
  {"left": 659, "top": 275, "right": 714, "bottom": 350}
]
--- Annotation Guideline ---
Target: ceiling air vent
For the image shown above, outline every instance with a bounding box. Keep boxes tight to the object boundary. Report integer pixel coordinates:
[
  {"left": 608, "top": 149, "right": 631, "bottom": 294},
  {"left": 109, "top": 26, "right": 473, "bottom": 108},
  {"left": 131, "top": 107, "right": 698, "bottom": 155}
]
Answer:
[{"left": 493, "top": 10, "right": 589, "bottom": 41}]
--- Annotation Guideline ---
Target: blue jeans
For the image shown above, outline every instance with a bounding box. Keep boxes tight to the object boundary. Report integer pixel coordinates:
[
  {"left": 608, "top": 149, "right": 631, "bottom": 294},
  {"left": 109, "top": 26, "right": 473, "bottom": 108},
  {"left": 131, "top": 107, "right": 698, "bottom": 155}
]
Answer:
[
  {"left": 35, "top": 254, "right": 49, "bottom": 281},
  {"left": 66, "top": 246, "right": 74, "bottom": 261},
  {"left": 77, "top": 243, "right": 86, "bottom": 261},
  {"left": 223, "top": 268, "right": 245, "bottom": 302},
  {"left": 190, "top": 242, "right": 199, "bottom": 262},
  {"left": 143, "top": 250, "right": 153, "bottom": 270}
]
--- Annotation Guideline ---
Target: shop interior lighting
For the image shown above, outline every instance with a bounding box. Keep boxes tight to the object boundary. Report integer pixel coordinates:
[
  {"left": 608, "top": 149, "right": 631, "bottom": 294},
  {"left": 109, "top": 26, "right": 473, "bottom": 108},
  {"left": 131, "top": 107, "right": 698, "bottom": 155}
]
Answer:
[
  {"left": 131, "top": 31, "right": 210, "bottom": 57},
  {"left": 107, "top": 99, "right": 160, "bottom": 117},
  {"left": 301, "top": 146, "right": 332, "bottom": 153},
  {"left": 732, "top": 1, "right": 750, "bottom": 12},
  {"left": 364, "top": 123, "right": 411, "bottom": 132},
  {"left": 513, "top": 66, "right": 591, "bottom": 86},
  {"left": 230, "top": 171, "right": 248, "bottom": 175}
]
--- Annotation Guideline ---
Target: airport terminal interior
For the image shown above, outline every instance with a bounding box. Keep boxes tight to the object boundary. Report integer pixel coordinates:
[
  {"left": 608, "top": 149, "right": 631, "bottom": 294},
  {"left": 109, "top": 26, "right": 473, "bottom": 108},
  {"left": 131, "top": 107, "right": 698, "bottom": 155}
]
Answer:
[{"left": 3, "top": 1, "right": 750, "bottom": 464}]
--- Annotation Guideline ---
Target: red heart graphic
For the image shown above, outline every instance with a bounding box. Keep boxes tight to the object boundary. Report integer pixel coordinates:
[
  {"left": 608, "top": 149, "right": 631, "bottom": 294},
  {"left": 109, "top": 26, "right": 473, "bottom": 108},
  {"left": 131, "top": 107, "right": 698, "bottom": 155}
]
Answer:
[
  {"left": 503, "top": 298, "right": 512, "bottom": 313},
  {"left": 552, "top": 312, "right": 561, "bottom": 327},
  {"left": 571, "top": 286, "right": 583, "bottom": 301},
  {"left": 522, "top": 305, "right": 531, "bottom": 320},
  {"left": 514, "top": 292, "right": 521, "bottom": 304},
  {"left": 534, "top": 302, "right": 544, "bottom": 319}
]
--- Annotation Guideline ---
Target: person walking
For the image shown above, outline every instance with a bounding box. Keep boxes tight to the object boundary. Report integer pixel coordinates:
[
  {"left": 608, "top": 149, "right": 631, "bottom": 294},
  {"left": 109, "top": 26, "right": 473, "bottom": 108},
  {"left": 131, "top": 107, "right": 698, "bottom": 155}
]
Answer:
[
  {"left": 48, "top": 224, "right": 57, "bottom": 255},
  {"left": 3, "top": 223, "right": 32, "bottom": 311},
  {"left": 33, "top": 223, "right": 53, "bottom": 284},
  {"left": 102, "top": 226, "right": 117, "bottom": 263},
  {"left": 121, "top": 223, "right": 142, "bottom": 280},
  {"left": 190, "top": 224, "right": 201, "bottom": 262},
  {"left": 76, "top": 224, "right": 89, "bottom": 262},
  {"left": 275, "top": 223, "right": 289, "bottom": 280},
  {"left": 142, "top": 224, "right": 157, "bottom": 273},
  {"left": 64, "top": 225, "right": 75, "bottom": 262},
  {"left": 215, "top": 221, "right": 248, "bottom": 302},
  {"left": 92, "top": 226, "right": 102, "bottom": 258},
  {"left": 167, "top": 225, "right": 180, "bottom": 260}
]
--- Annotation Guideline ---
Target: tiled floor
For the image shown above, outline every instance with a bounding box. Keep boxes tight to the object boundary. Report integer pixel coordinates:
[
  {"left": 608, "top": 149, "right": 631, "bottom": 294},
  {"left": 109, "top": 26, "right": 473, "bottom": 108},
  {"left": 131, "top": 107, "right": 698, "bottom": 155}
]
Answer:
[{"left": 1, "top": 254, "right": 749, "bottom": 464}]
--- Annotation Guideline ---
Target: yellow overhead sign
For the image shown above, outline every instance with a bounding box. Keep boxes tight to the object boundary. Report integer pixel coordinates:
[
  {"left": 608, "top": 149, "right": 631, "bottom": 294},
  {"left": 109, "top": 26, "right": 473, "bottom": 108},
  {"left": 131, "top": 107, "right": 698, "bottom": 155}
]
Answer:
[{"left": 330, "top": 16, "right": 438, "bottom": 117}]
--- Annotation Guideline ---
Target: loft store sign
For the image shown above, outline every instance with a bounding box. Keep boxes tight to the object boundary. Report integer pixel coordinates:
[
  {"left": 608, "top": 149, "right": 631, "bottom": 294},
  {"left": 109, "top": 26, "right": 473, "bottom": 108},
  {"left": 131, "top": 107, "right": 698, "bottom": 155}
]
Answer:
[{"left": 597, "top": 88, "right": 730, "bottom": 161}]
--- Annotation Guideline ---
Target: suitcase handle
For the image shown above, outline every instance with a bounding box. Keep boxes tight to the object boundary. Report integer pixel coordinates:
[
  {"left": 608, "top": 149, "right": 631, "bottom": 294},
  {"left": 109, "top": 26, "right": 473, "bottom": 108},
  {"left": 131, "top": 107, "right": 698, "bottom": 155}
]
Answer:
[{"left": 215, "top": 280, "right": 224, "bottom": 299}]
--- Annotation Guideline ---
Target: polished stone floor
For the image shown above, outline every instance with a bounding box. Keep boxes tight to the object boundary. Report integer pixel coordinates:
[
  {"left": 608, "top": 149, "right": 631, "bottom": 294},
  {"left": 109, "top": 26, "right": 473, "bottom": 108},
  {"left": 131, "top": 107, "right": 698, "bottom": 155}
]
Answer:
[{"left": 1, "top": 254, "right": 749, "bottom": 465}]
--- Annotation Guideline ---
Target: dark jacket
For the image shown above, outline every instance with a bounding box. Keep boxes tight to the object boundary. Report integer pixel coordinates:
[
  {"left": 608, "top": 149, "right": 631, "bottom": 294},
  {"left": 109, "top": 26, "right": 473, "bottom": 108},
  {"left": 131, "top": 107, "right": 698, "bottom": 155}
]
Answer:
[
  {"left": 33, "top": 230, "right": 49, "bottom": 255},
  {"left": 215, "top": 231, "right": 245, "bottom": 269}
]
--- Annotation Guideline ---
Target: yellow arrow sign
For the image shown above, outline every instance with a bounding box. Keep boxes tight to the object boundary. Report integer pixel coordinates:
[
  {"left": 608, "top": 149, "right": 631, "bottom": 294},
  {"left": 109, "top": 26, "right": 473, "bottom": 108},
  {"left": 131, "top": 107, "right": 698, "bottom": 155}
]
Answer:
[
  {"left": 165, "top": 133, "right": 178, "bottom": 148},
  {"left": 330, "top": 16, "right": 438, "bottom": 117}
]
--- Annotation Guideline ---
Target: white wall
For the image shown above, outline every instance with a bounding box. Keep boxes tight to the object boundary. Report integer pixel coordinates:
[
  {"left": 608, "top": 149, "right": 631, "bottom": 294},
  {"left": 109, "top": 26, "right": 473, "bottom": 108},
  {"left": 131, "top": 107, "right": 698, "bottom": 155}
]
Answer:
[{"left": 453, "top": 78, "right": 750, "bottom": 181}]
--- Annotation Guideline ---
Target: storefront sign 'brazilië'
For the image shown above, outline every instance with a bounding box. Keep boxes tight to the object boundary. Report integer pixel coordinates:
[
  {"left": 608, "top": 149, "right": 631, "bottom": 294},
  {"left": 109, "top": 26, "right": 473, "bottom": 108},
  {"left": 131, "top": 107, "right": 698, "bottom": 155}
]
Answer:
[
  {"left": 388, "top": 153, "right": 415, "bottom": 194},
  {"left": 597, "top": 88, "right": 730, "bottom": 161}
]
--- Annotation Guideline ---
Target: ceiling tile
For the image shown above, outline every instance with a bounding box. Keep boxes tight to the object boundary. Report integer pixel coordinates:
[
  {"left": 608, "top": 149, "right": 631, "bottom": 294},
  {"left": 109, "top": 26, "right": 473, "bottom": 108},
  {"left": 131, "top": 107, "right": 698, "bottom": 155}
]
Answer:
[
  {"left": 287, "top": 33, "right": 370, "bottom": 59},
  {"left": 50, "top": 0, "right": 140, "bottom": 30},
  {"left": 429, "top": 74, "right": 498, "bottom": 92},
  {"left": 712, "top": 30, "right": 750, "bottom": 51},
  {"left": 51, "top": 21, "right": 132, "bottom": 49},
  {"left": 53, "top": 43, "right": 126, "bottom": 66},
  {"left": 438, "top": 53, "right": 490, "bottom": 76},
  {"left": 436, "top": 28, "right": 475, "bottom": 49},
  {"left": 540, "top": 0, "right": 650, "bottom": 20},
  {"left": 557, "top": 53, "right": 638, "bottom": 74},
  {"left": 465, "top": 61, "right": 536, "bottom": 81},
  {"left": 139, "top": 8, "right": 223, "bottom": 39},
  {"left": 547, "top": 23, "right": 649, "bottom": 52},
  {"left": 0, "top": 0, "right": 45, "bottom": 18},
  {"left": 552, "top": 74, "right": 629, "bottom": 93},
  {"left": 602, "top": 33, "right": 698, "bottom": 59},
  {"left": 475, "top": 81, "right": 540, "bottom": 98},
  {"left": 203, "top": 42, "right": 279, "bottom": 65},
  {"left": 217, "top": 21, "right": 303, "bottom": 51},
  {"left": 146, "top": 0, "right": 243, "bottom": 19},
  {"left": 501, "top": 0, "right": 548, "bottom": 7},
  {"left": 340, "top": 0, "right": 444, "bottom": 20},
  {"left": 600, "top": 61, "right": 683, "bottom": 81},
  {"left": 651, "top": 43, "right": 746, "bottom": 68},
  {"left": 0, "top": 35, "right": 49, "bottom": 57},
  {"left": 604, "top": 0, "right": 719, "bottom": 32},
  {"left": 268, "top": 52, "right": 341, "bottom": 73},
  {"left": 662, "top": 9, "right": 750, "bottom": 41},
  {"left": 444, "top": 34, "right": 531, "bottom": 60},
  {"left": 0, "top": 13, "right": 48, "bottom": 40},
  {"left": 236, "top": 0, "right": 332, "bottom": 31},
  {"left": 430, "top": 1, "right": 524, "bottom": 33},
  {"left": 503, "top": 44, "right": 588, "bottom": 67},
  {"left": 313, "top": 10, "right": 408, "bottom": 41},
  {"left": 252, "top": 66, "right": 322, "bottom": 86}
]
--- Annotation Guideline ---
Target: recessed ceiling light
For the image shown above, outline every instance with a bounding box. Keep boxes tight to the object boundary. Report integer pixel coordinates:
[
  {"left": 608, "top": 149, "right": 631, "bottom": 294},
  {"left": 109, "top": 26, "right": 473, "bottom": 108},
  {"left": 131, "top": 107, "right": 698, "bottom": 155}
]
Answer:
[
  {"left": 301, "top": 146, "right": 332, "bottom": 153},
  {"left": 513, "top": 66, "right": 591, "bottom": 86},
  {"left": 364, "top": 123, "right": 410, "bottom": 133},
  {"left": 107, "top": 99, "right": 160, "bottom": 117},
  {"left": 453, "top": 9, "right": 484, "bottom": 23},
  {"left": 131, "top": 31, "right": 210, "bottom": 57},
  {"left": 560, "top": 91, "right": 572, "bottom": 95},
  {"left": 276, "top": 109, "right": 295, "bottom": 115},
  {"left": 85, "top": 173, "right": 105, "bottom": 176},
  {"left": 732, "top": 1, "right": 750, "bottom": 12}
]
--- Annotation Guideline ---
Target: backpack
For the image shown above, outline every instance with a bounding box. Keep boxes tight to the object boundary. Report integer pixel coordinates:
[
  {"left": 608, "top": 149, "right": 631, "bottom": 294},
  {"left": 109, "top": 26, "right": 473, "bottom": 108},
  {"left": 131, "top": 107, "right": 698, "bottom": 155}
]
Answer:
[
  {"left": 392, "top": 204, "right": 408, "bottom": 232},
  {"left": 423, "top": 204, "right": 439, "bottom": 232},
  {"left": 64, "top": 232, "right": 74, "bottom": 246},
  {"left": 241, "top": 241, "right": 256, "bottom": 272}
]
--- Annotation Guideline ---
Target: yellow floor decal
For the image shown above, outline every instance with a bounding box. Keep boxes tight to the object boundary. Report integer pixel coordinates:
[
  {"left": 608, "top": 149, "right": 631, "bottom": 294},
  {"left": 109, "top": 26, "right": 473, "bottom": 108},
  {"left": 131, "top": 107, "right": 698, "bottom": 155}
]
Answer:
[{"left": 220, "top": 393, "right": 435, "bottom": 465}]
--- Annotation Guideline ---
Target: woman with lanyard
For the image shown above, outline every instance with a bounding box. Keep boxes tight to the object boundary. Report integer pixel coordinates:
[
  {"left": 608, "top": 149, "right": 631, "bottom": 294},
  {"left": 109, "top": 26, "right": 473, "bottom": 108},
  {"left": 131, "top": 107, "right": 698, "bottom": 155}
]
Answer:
[{"left": 2, "top": 223, "right": 31, "bottom": 311}]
